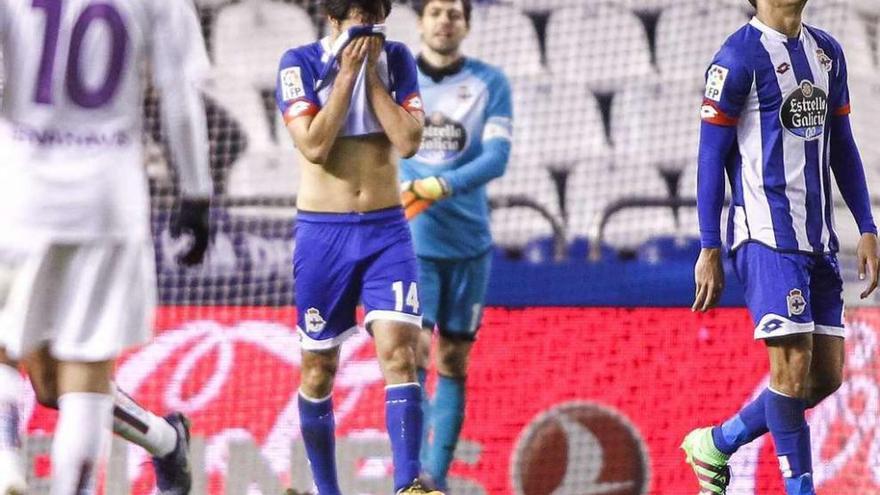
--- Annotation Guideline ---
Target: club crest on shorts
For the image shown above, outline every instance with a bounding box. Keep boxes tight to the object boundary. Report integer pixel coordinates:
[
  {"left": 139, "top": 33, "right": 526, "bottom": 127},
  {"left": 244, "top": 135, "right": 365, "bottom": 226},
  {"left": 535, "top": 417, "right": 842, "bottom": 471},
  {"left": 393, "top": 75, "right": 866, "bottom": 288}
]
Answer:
[
  {"left": 787, "top": 289, "right": 807, "bottom": 317},
  {"left": 304, "top": 307, "right": 326, "bottom": 334}
]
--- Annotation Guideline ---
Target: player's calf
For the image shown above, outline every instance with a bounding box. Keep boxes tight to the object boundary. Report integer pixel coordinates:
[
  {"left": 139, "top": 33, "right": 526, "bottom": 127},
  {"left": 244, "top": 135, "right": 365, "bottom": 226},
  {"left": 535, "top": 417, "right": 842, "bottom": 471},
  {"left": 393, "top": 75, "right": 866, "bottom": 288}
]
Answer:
[{"left": 766, "top": 335, "right": 815, "bottom": 495}]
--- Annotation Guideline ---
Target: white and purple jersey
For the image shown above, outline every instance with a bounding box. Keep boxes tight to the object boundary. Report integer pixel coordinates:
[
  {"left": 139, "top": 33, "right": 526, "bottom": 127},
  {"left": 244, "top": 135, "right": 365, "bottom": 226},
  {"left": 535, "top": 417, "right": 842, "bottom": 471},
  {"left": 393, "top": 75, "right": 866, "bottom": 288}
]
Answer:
[
  {"left": 275, "top": 36, "right": 422, "bottom": 135},
  {"left": 0, "top": 0, "right": 211, "bottom": 241},
  {"left": 698, "top": 17, "right": 875, "bottom": 254}
]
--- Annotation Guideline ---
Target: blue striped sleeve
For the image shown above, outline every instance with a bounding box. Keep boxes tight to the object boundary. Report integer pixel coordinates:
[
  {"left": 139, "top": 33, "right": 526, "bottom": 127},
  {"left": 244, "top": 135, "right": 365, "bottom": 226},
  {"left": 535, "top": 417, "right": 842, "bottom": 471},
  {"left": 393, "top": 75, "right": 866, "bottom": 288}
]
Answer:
[
  {"left": 830, "top": 114, "right": 876, "bottom": 235},
  {"left": 697, "top": 121, "right": 737, "bottom": 248}
]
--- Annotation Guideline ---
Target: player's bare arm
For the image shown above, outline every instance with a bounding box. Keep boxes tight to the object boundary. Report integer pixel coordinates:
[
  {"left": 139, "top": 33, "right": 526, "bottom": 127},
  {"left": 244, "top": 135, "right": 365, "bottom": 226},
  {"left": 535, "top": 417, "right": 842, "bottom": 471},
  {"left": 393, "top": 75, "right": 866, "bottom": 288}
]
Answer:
[
  {"left": 364, "top": 37, "right": 424, "bottom": 158},
  {"left": 287, "top": 38, "right": 366, "bottom": 165}
]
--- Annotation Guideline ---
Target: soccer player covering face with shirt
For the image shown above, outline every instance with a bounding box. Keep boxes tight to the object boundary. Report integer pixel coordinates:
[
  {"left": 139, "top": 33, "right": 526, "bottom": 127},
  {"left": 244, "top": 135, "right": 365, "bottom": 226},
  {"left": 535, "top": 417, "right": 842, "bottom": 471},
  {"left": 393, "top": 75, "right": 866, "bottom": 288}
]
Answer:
[
  {"left": 0, "top": 0, "right": 212, "bottom": 493},
  {"left": 684, "top": 1, "right": 880, "bottom": 494},
  {"left": 400, "top": 0, "right": 512, "bottom": 490},
  {"left": 275, "top": 0, "right": 441, "bottom": 493}
]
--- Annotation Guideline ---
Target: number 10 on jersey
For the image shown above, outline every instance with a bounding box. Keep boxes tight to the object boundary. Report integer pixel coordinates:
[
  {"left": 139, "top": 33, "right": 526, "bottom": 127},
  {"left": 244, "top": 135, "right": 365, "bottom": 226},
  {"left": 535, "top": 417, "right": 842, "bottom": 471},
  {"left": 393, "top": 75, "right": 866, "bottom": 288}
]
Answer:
[{"left": 32, "top": 0, "right": 128, "bottom": 108}]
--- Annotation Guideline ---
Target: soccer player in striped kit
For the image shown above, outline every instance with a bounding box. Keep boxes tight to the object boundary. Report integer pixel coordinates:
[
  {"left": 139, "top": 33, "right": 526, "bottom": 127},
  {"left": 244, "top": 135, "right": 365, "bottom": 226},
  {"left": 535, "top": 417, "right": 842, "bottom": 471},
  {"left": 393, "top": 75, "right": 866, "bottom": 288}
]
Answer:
[{"left": 684, "top": 1, "right": 879, "bottom": 494}]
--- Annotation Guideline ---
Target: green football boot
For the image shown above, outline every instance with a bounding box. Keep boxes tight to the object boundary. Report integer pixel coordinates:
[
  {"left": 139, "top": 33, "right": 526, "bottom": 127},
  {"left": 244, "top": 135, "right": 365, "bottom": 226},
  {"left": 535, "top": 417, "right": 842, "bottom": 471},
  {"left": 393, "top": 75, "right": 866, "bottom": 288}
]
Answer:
[{"left": 681, "top": 427, "right": 732, "bottom": 495}]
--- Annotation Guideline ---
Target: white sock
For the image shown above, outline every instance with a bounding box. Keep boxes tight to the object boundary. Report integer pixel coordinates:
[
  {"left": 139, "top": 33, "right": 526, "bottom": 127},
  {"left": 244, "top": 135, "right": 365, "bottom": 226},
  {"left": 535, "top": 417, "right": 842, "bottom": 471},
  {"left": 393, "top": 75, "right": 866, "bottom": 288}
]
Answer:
[
  {"left": 0, "top": 364, "right": 22, "bottom": 451},
  {"left": 50, "top": 393, "right": 113, "bottom": 495},
  {"left": 111, "top": 384, "right": 177, "bottom": 457}
]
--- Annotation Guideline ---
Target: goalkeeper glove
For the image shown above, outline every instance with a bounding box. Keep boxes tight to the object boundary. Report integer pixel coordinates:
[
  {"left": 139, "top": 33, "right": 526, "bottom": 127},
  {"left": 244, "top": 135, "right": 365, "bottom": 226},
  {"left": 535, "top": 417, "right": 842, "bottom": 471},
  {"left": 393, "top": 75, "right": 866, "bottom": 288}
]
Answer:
[
  {"left": 401, "top": 177, "right": 451, "bottom": 220},
  {"left": 170, "top": 197, "right": 211, "bottom": 266}
]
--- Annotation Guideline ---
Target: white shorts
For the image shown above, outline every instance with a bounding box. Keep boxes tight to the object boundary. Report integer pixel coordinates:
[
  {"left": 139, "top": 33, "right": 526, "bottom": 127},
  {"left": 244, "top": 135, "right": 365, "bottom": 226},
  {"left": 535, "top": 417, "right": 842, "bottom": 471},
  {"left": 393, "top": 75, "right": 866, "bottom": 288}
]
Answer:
[{"left": 0, "top": 239, "right": 156, "bottom": 362}]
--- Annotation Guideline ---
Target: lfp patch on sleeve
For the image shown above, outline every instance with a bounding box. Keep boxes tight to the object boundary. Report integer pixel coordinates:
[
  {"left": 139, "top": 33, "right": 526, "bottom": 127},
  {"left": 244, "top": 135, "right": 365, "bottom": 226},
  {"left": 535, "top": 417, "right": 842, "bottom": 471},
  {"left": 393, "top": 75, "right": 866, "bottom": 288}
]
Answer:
[
  {"left": 280, "top": 67, "right": 305, "bottom": 101},
  {"left": 705, "top": 64, "right": 729, "bottom": 102}
]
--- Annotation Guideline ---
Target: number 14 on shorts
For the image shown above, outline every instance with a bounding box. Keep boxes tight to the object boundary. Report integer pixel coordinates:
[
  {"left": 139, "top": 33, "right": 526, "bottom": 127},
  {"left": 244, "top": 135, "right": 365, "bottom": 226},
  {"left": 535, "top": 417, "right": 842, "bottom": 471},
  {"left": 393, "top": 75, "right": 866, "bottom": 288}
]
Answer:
[{"left": 392, "top": 281, "right": 419, "bottom": 314}]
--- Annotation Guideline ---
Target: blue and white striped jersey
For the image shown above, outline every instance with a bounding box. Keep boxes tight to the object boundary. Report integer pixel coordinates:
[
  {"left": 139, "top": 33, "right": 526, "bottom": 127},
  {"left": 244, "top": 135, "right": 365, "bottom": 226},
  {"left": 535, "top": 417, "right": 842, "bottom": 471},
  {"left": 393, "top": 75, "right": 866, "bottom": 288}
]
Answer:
[
  {"left": 700, "top": 17, "right": 853, "bottom": 253},
  {"left": 275, "top": 36, "right": 422, "bottom": 137}
]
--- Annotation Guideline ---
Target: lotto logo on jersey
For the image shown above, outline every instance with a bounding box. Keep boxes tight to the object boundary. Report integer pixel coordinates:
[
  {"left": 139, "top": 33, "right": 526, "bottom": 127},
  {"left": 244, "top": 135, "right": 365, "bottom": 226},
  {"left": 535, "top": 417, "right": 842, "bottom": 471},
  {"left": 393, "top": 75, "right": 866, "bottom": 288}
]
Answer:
[
  {"left": 417, "top": 112, "right": 469, "bottom": 165},
  {"left": 704, "top": 64, "right": 729, "bottom": 102},
  {"left": 780, "top": 81, "right": 827, "bottom": 141},
  {"left": 280, "top": 67, "right": 306, "bottom": 101}
]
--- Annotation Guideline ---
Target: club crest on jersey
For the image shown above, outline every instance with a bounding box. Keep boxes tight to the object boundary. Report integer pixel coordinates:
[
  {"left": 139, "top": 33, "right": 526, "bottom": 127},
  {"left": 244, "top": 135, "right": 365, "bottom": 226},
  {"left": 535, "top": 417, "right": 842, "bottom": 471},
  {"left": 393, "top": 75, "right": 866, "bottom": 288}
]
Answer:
[
  {"left": 704, "top": 64, "right": 729, "bottom": 102},
  {"left": 416, "top": 112, "right": 469, "bottom": 165},
  {"left": 816, "top": 49, "right": 833, "bottom": 72},
  {"left": 787, "top": 289, "right": 807, "bottom": 317},
  {"left": 304, "top": 307, "right": 326, "bottom": 334},
  {"left": 780, "top": 81, "right": 827, "bottom": 141}
]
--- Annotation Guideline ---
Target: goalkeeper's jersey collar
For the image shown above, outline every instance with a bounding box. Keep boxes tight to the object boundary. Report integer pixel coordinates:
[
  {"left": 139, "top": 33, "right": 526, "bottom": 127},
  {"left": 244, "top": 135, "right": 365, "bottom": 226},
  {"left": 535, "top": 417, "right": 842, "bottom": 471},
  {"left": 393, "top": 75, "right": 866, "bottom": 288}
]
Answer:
[{"left": 417, "top": 55, "right": 466, "bottom": 83}]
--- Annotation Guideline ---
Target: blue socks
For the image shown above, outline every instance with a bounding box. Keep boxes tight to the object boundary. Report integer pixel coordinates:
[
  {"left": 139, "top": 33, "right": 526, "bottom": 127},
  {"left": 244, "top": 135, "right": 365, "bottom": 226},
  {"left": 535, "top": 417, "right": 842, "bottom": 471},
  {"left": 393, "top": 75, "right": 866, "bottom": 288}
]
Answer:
[
  {"left": 712, "top": 389, "right": 770, "bottom": 455},
  {"left": 298, "top": 392, "right": 342, "bottom": 495},
  {"left": 766, "top": 389, "right": 814, "bottom": 495},
  {"left": 386, "top": 383, "right": 423, "bottom": 492},
  {"left": 426, "top": 375, "right": 465, "bottom": 490},
  {"left": 711, "top": 388, "right": 815, "bottom": 494}
]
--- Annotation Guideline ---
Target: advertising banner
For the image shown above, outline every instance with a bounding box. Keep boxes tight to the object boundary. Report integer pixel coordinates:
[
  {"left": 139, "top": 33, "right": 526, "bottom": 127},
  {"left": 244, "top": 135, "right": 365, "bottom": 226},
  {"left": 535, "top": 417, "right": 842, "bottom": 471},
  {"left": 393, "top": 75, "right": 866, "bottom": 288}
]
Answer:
[{"left": 20, "top": 307, "right": 880, "bottom": 494}]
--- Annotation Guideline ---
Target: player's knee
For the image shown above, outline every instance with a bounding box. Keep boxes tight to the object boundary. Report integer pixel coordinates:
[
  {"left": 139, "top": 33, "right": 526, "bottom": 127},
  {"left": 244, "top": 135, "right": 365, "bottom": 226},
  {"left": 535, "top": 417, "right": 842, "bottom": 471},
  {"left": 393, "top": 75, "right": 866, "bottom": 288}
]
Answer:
[
  {"left": 30, "top": 376, "right": 59, "bottom": 409},
  {"left": 377, "top": 343, "right": 416, "bottom": 382},
  {"left": 770, "top": 355, "right": 813, "bottom": 398},
  {"left": 437, "top": 348, "right": 468, "bottom": 378},
  {"left": 807, "top": 373, "right": 843, "bottom": 408},
  {"left": 300, "top": 356, "right": 338, "bottom": 398}
]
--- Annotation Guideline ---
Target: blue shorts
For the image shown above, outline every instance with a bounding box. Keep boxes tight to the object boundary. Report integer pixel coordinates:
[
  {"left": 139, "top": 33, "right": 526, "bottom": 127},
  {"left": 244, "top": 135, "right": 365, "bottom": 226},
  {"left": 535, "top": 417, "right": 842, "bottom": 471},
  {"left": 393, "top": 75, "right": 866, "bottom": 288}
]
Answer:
[
  {"left": 294, "top": 207, "right": 421, "bottom": 350},
  {"left": 733, "top": 242, "right": 845, "bottom": 340},
  {"left": 418, "top": 251, "right": 491, "bottom": 341}
]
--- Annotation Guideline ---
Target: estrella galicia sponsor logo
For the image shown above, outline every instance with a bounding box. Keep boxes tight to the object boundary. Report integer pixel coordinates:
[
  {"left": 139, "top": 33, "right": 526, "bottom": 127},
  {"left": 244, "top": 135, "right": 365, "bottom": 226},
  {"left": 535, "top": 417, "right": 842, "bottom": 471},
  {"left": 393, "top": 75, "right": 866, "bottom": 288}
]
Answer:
[
  {"left": 417, "top": 112, "right": 468, "bottom": 164},
  {"left": 780, "top": 80, "right": 827, "bottom": 141}
]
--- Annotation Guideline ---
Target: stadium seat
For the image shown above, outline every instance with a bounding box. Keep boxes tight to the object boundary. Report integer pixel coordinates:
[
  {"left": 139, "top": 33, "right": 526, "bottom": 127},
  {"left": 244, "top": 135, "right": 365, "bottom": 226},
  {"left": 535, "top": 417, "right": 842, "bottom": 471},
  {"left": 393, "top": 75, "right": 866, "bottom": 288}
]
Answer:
[
  {"left": 384, "top": 4, "right": 422, "bottom": 54},
  {"left": 522, "top": 235, "right": 617, "bottom": 263},
  {"left": 214, "top": 1, "right": 316, "bottom": 87},
  {"left": 506, "top": 0, "right": 584, "bottom": 13},
  {"left": 637, "top": 235, "right": 701, "bottom": 264},
  {"left": 461, "top": 5, "right": 544, "bottom": 79},
  {"left": 488, "top": 156, "right": 562, "bottom": 249},
  {"left": 655, "top": 4, "right": 748, "bottom": 86},
  {"left": 611, "top": 81, "right": 702, "bottom": 173},
  {"left": 524, "top": 82, "right": 610, "bottom": 171},
  {"left": 545, "top": 5, "right": 654, "bottom": 93},
  {"left": 608, "top": 0, "right": 694, "bottom": 15},
  {"left": 566, "top": 158, "right": 678, "bottom": 250},
  {"left": 803, "top": 2, "right": 875, "bottom": 76},
  {"left": 849, "top": 74, "right": 880, "bottom": 184},
  {"left": 211, "top": 1, "right": 314, "bottom": 203},
  {"left": 490, "top": 80, "right": 564, "bottom": 249}
]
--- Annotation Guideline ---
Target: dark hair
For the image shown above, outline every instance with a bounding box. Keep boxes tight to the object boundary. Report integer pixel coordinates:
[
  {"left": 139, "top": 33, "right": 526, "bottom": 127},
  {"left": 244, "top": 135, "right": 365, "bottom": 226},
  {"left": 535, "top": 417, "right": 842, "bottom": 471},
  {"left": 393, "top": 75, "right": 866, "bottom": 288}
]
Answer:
[
  {"left": 323, "top": 0, "right": 392, "bottom": 22},
  {"left": 413, "top": 0, "right": 472, "bottom": 25},
  {"left": 748, "top": 0, "right": 756, "bottom": 7}
]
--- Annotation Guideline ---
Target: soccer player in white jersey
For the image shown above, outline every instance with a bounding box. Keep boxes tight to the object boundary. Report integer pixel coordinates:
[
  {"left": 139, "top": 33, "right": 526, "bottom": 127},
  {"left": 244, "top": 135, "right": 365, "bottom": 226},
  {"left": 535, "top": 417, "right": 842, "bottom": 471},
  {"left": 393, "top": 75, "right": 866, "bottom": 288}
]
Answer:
[
  {"left": 398, "top": 0, "right": 512, "bottom": 490},
  {"left": 0, "top": 0, "right": 213, "bottom": 493},
  {"left": 683, "top": 1, "right": 879, "bottom": 494}
]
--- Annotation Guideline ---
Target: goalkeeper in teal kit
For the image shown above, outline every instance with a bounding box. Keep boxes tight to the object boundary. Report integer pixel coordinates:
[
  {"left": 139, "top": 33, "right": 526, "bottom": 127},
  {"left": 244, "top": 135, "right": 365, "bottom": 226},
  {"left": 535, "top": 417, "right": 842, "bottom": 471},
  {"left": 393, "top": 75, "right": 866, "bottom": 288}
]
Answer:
[{"left": 399, "top": 0, "right": 512, "bottom": 489}]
